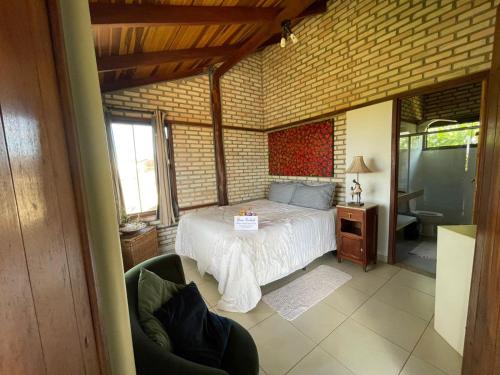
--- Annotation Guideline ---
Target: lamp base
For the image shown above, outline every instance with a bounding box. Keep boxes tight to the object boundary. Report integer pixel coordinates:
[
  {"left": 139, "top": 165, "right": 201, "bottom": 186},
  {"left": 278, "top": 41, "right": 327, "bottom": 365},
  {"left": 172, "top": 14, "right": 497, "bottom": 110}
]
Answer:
[{"left": 348, "top": 202, "right": 365, "bottom": 207}]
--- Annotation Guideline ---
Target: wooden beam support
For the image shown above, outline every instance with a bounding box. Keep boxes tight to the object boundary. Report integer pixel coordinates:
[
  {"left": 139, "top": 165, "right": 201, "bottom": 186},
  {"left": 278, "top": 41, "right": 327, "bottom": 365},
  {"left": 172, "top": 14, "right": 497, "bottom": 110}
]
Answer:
[
  {"left": 208, "top": 69, "right": 228, "bottom": 206},
  {"left": 97, "top": 44, "right": 240, "bottom": 72},
  {"left": 214, "top": 0, "right": 318, "bottom": 79},
  {"left": 296, "top": 0, "right": 328, "bottom": 20},
  {"left": 90, "top": 3, "right": 282, "bottom": 26},
  {"left": 100, "top": 67, "right": 209, "bottom": 93}
]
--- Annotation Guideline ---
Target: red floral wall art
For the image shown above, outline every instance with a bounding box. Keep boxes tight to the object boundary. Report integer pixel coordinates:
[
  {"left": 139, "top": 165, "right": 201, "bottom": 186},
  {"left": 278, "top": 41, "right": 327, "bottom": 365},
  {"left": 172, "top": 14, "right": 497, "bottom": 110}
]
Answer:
[{"left": 268, "top": 120, "right": 333, "bottom": 177}]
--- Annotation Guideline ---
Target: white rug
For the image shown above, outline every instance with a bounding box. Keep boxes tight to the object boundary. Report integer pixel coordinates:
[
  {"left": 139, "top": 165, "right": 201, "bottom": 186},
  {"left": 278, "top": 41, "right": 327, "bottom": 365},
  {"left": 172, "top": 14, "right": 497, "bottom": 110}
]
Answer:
[
  {"left": 409, "top": 242, "right": 437, "bottom": 260},
  {"left": 262, "top": 265, "right": 352, "bottom": 321}
]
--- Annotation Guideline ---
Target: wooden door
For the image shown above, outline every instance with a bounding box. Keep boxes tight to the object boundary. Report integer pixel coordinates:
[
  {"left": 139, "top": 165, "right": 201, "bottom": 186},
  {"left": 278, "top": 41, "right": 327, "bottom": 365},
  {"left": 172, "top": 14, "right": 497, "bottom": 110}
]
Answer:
[
  {"left": 462, "top": 5, "right": 500, "bottom": 374},
  {"left": 0, "top": 0, "right": 102, "bottom": 374}
]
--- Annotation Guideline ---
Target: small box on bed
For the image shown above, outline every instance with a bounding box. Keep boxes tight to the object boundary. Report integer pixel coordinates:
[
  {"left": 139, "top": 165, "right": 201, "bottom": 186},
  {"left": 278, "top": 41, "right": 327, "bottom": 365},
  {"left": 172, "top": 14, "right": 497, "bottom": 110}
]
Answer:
[{"left": 234, "top": 216, "right": 259, "bottom": 231}]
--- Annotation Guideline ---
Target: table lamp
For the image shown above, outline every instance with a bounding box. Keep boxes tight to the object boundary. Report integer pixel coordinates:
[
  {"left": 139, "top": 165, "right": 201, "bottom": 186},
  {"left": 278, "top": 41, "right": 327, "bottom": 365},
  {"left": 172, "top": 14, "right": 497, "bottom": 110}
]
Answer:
[{"left": 346, "top": 156, "right": 372, "bottom": 206}]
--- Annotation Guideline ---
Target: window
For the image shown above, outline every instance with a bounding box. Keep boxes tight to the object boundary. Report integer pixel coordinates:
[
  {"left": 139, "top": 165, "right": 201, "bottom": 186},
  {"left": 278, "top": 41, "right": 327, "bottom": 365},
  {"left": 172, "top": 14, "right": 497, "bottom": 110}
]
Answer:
[
  {"left": 112, "top": 122, "right": 158, "bottom": 215},
  {"left": 424, "top": 121, "right": 480, "bottom": 150}
]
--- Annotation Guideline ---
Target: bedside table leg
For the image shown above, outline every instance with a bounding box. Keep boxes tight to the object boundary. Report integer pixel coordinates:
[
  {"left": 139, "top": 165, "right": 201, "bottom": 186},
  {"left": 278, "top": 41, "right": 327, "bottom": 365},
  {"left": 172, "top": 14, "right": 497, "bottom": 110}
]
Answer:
[
  {"left": 363, "top": 264, "right": 367, "bottom": 272},
  {"left": 337, "top": 256, "right": 342, "bottom": 263}
]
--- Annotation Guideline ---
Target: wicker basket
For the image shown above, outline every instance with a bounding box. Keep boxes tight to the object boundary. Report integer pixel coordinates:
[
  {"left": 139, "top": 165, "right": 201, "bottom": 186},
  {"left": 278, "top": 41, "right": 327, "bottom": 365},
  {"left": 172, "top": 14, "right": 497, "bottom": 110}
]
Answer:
[{"left": 120, "top": 226, "right": 159, "bottom": 271}]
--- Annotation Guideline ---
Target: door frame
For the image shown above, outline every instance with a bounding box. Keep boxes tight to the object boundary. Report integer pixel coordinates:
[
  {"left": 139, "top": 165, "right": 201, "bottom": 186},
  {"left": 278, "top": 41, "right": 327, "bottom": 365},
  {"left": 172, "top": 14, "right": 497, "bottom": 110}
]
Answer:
[
  {"left": 46, "top": 1, "right": 111, "bottom": 373},
  {"left": 387, "top": 72, "right": 489, "bottom": 264}
]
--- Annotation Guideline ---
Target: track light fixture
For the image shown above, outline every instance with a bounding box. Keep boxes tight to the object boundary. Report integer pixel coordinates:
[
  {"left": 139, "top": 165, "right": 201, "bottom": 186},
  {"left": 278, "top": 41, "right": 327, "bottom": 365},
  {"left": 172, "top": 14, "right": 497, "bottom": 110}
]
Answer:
[{"left": 280, "top": 19, "right": 298, "bottom": 48}]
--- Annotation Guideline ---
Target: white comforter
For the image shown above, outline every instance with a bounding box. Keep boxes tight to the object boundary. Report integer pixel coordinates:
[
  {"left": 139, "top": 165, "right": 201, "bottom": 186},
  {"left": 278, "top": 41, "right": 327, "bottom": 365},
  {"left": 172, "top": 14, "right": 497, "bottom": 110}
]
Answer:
[{"left": 175, "top": 199, "right": 336, "bottom": 312}]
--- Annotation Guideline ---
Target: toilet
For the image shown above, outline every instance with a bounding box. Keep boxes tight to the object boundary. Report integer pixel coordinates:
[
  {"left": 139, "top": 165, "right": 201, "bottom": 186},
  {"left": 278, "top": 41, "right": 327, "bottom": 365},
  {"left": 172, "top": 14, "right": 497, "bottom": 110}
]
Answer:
[{"left": 411, "top": 210, "right": 444, "bottom": 237}]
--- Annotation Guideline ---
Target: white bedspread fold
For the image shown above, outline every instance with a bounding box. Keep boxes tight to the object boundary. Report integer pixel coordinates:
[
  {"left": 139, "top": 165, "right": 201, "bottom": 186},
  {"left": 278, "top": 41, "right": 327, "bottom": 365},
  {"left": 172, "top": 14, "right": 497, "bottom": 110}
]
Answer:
[{"left": 175, "top": 199, "right": 336, "bottom": 312}]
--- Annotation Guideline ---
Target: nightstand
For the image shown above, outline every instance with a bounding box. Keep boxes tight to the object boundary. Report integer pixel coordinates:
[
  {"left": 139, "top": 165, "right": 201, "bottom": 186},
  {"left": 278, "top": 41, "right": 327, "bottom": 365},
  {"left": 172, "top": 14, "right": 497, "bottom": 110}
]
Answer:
[{"left": 336, "top": 203, "right": 378, "bottom": 271}]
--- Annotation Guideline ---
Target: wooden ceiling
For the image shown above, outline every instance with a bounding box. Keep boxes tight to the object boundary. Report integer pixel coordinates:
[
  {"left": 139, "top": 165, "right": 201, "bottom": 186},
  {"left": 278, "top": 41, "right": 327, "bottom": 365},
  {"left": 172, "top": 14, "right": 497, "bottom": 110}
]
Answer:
[{"left": 90, "top": 0, "right": 327, "bottom": 92}]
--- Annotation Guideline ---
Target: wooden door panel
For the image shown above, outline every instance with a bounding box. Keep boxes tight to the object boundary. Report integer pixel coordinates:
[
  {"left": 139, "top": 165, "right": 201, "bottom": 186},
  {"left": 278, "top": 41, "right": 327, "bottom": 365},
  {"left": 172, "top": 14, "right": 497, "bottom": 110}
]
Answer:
[
  {"left": 463, "top": 5, "right": 500, "bottom": 374},
  {"left": 0, "top": 0, "right": 100, "bottom": 373},
  {"left": 0, "top": 111, "right": 46, "bottom": 375}
]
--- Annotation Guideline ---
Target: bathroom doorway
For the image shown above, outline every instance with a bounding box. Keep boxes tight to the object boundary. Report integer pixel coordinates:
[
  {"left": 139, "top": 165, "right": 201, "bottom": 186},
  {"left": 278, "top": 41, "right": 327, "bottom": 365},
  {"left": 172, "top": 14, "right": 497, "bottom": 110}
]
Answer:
[{"left": 389, "top": 78, "right": 487, "bottom": 276}]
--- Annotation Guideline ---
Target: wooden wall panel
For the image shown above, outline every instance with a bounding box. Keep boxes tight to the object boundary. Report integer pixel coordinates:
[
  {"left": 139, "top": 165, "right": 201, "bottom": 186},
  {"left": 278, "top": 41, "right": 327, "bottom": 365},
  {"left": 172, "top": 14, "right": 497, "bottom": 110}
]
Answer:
[
  {"left": 0, "top": 0, "right": 101, "bottom": 373},
  {"left": 0, "top": 112, "right": 46, "bottom": 375}
]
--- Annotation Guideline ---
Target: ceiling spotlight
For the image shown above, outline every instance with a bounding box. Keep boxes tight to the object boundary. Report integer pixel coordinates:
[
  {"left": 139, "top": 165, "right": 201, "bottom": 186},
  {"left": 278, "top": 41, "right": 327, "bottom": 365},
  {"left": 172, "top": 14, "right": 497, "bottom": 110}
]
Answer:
[
  {"left": 280, "top": 19, "right": 298, "bottom": 48},
  {"left": 280, "top": 36, "right": 286, "bottom": 48}
]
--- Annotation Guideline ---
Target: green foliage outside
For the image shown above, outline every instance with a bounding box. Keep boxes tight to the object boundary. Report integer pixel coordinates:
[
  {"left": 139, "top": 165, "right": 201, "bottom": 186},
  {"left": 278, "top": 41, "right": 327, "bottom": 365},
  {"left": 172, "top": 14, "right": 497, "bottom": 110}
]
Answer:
[{"left": 425, "top": 121, "right": 480, "bottom": 149}]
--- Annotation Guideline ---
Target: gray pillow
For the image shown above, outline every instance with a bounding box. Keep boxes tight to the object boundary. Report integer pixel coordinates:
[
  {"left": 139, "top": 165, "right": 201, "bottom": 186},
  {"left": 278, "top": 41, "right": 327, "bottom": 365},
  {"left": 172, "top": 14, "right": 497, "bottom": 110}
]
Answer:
[
  {"left": 268, "top": 182, "right": 297, "bottom": 204},
  {"left": 290, "top": 183, "right": 336, "bottom": 210}
]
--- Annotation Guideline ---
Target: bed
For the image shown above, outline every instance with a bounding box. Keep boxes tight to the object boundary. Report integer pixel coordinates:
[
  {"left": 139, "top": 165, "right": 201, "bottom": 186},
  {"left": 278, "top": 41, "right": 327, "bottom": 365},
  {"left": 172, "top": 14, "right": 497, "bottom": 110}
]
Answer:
[{"left": 175, "top": 199, "right": 337, "bottom": 313}]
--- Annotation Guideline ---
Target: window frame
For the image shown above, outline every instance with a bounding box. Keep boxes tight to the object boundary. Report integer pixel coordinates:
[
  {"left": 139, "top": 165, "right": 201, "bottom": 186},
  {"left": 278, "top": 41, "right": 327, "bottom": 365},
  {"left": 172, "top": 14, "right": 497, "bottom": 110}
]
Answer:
[
  {"left": 423, "top": 123, "right": 480, "bottom": 151},
  {"left": 110, "top": 116, "right": 158, "bottom": 217},
  {"left": 109, "top": 115, "right": 179, "bottom": 219}
]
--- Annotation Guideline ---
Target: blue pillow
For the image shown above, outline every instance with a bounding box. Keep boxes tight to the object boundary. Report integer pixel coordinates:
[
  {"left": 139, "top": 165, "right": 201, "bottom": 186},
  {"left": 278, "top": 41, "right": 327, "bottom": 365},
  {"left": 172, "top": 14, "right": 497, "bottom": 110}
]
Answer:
[
  {"left": 290, "top": 183, "right": 335, "bottom": 210},
  {"left": 268, "top": 182, "right": 297, "bottom": 204},
  {"left": 153, "top": 282, "right": 232, "bottom": 369}
]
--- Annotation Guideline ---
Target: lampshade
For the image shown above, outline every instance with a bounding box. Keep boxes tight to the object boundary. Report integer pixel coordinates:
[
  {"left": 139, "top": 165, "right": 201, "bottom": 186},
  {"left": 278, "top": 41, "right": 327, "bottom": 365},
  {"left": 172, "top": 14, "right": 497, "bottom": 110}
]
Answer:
[{"left": 346, "top": 156, "right": 372, "bottom": 173}]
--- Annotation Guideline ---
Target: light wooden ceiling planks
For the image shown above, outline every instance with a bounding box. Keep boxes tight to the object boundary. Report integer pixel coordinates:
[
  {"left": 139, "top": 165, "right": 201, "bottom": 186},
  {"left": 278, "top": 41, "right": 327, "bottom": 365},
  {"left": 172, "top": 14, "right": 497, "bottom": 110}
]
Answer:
[{"left": 90, "top": 0, "right": 327, "bottom": 92}]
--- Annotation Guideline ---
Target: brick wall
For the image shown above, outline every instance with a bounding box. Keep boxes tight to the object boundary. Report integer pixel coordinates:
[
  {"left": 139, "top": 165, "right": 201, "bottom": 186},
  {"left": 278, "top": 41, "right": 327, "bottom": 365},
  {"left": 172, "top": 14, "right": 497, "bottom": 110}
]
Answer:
[
  {"left": 171, "top": 124, "right": 217, "bottom": 208},
  {"left": 423, "top": 81, "right": 482, "bottom": 121},
  {"left": 401, "top": 96, "right": 424, "bottom": 123},
  {"left": 221, "top": 53, "right": 264, "bottom": 129},
  {"left": 261, "top": 0, "right": 497, "bottom": 129},
  {"left": 268, "top": 113, "right": 347, "bottom": 204},
  {"left": 401, "top": 81, "right": 482, "bottom": 126},
  {"left": 224, "top": 129, "right": 268, "bottom": 203}
]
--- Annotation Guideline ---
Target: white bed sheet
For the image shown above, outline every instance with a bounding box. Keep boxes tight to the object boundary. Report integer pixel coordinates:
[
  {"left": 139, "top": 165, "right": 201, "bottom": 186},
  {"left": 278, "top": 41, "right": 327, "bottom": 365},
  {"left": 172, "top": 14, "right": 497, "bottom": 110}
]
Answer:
[{"left": 175, "top": 199, "right": 337, "bottom": 312}]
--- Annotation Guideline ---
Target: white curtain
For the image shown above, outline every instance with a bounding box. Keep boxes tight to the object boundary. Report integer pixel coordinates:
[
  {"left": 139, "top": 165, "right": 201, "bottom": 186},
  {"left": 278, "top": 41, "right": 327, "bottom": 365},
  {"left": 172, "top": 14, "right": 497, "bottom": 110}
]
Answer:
[
  {"left": 153, "top": 110, "right": 176, "bottom": 226},
  {"left": 103, "top": 109, "right": 125, "bottom": 224}
]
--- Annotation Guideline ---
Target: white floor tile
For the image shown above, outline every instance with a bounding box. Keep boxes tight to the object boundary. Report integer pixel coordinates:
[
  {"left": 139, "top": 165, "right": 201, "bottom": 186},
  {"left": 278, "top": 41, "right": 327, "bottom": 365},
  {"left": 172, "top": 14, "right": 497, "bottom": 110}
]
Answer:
[
  {"left": 320, "top": 319, "right": 409, "bottom": 375},
  {"left": 346, "top": 272, "right": 389, "bottom": 295},
  {"left": 322, "top": 284, "right": 370, "bottom": 315},
  {"left": 351, "top": 298, "right": 428, "bottom": 351},
  {"left": 288, "top": 347, "right": 354, "bottom": 375},
  {"left": 365, "top": 262, "right": 400, "bottom": 279},
  {"left": 413, "top": 324, "right": 463, "bottom": 375},
  {"left": 389, "top": 269, "right": 436, "bottom": 296},
  {"left": 250, "top": 314, "right": 315, "bottom": 375},
  {"left": 196, "top": 278, "right": 221, "bottom": 307},
  {"left": 214, "top": 301, "right": 274, "bottom": 330},
  {"left": 291, "top": 302, "right": 347, "bottom": 343},
  {"left": 401, "top": 355, "right": 447, "bottom": 375},
  {"left": 374, "top": 282, "right": 434, "bottom": 321}
]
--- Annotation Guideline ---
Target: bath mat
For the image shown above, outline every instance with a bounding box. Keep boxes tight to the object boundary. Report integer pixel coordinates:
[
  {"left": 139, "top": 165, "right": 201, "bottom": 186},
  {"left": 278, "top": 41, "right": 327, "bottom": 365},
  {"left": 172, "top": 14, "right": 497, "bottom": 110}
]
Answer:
[
  {"left": 409, "top": 242, "right": 437, "bottom": 260},
  {"left": 262, "top": 265, "right": 351, "bottom": 321}
]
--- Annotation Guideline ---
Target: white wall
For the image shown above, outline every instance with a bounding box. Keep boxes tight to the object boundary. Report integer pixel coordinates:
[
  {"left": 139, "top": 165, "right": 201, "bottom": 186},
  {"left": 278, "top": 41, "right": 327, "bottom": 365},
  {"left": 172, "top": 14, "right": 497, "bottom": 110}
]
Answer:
[{"left": 346, "top": 101, "right": 393, "bottom": 258}]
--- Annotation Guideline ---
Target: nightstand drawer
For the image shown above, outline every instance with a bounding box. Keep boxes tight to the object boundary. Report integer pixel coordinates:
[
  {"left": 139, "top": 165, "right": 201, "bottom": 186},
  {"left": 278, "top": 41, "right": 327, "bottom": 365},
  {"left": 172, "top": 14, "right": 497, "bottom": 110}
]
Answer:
[{"left": 338, "top": 208, "right": 364, "bottom": 222}]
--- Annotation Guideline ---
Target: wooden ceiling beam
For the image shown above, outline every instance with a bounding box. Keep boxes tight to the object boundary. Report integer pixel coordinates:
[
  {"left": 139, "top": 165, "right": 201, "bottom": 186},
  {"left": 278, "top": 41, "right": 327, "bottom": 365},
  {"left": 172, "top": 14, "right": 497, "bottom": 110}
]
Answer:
[
  {"left": 295, "top": 0, "right": 328, "bottom": 21},
  {"left": 97, "top": 44, "right": 241, "bottom": 72},
  {"left": 100, "top": 67, "right": 210, "bottom": 93},
  {"left": 214, "top": 0, "right": 320, "bottom": 78},
  {"left": 90, "top": 3, "right": 283, "bottom": 26}
]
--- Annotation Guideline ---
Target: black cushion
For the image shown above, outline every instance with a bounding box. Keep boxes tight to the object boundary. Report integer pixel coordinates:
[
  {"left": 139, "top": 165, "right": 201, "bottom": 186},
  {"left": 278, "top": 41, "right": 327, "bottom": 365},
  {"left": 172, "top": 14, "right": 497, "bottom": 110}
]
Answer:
[{"left": 154, "top": 282, "right": 232, "bottom": 368}]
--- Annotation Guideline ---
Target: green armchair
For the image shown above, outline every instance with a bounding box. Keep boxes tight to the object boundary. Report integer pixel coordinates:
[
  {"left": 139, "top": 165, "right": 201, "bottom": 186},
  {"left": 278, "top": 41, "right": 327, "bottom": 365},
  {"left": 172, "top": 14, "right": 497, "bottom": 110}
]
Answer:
[{"left": 125, "top": 254, "right": 259, "bottom": 375}]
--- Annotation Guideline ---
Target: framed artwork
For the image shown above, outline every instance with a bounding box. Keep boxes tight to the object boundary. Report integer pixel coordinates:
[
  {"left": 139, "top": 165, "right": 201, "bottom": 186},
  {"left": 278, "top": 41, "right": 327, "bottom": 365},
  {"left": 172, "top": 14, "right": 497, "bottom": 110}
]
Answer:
[{"left": 268, "top": 120, "right": 333, "bottom": 177}]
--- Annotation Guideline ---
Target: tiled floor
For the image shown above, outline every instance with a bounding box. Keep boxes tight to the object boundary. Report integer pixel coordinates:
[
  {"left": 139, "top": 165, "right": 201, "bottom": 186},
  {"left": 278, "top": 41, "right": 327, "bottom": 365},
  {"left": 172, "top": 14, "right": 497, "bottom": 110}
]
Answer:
[
  {"left": 396, "top": 237, "right": 437, "bottom": 276},
  {"left": 181, "top": 254, "right": 462, "bottom": 375}
]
